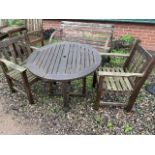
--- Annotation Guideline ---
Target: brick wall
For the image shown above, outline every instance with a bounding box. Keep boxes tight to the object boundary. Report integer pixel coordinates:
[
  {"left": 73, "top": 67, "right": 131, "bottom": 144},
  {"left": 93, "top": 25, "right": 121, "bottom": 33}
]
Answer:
[
  {"left": 114, "top": 23, "right": 155, "bottom": 51},
  {"left": 43, "top": 20, "right": 155, "bottom": 51},
  {"left": 43, "top": 20, "right": 61, "bottom": 30}
]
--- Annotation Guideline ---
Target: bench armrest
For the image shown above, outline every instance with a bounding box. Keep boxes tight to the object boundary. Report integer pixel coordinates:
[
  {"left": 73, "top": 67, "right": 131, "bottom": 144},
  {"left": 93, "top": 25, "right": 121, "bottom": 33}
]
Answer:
[
  {"left": 0, "top": 25, "right": 7, "bottom": 30},
  {"left": 30, "top": 46, "right": 39, "bottom": 50},
  {"left": 49, "top": 29, "right": 62, "bottom": 43},
  {"left": 100, "top": 52, "right": 130, "bottom": 57},
  {"left": 0, "top": 58, "right": 26, "bottom": 72},
  {"left": 98, "top": 71, "right": 144, "bottom": 77}
]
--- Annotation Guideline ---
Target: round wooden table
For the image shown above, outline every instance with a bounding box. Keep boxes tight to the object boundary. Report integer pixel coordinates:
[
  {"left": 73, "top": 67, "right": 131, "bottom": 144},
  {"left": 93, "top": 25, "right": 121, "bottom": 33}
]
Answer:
[{"left": 26, "top": 41, "right": 101, "bottom": 107}]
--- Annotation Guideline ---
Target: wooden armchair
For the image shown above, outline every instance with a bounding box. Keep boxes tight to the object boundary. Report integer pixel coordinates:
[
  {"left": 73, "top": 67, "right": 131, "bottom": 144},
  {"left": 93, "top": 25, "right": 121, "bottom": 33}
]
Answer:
[
  {"left": 0, "top": 35, "right": 39, "bottom": 104},
  {"left": 0, "top": 19, "right": 8, "bottom": 40},
  {"left": 94, "top": 41, "right": 155, "bottom": 112},
  {"left": 25, "top": 19, "right": 44, "bottom": 46}
]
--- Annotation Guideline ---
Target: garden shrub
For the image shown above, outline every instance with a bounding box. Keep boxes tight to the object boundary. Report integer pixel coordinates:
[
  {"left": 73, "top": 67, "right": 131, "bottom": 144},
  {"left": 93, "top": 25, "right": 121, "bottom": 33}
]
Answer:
[
  {"left": 8, "top": 19, "right": 24, "bottom": 26},
  {"left": 120, "top": 34, "right": 134, "bottom": 47}
]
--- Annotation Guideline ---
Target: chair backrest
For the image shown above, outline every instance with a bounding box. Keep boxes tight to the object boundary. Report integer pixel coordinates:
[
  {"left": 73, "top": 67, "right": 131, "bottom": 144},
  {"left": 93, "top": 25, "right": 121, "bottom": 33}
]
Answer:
[
  {"left": 60, "top": 21, "right": 114, "bottom": 53},
  {"left": 25, "top": 19, "right": 43, "bottom": 32},
  {"left": 0, "top": 19, "right": 8, "bottom": 28},
  {"left": 0, "top": 34, "right": 32, "bottom": 64},
  {"left": 124, "top": 44, "right": 155, "bottom": 88}
]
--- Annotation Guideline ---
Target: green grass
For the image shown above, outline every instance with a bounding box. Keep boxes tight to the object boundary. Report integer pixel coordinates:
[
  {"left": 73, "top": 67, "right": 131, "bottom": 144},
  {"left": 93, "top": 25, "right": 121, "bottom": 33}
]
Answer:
[
  {"left": 110, "top": 49, "right": 128, "bottom": 67},
  {"left": 107, "top": 121, "right": 113, "bottom": 129},
  {"left": 123, "top": 123, "right": 133, "bottom": 134},
  {"left": 95, "top": 113, "right": 103, "bottom": 125}
]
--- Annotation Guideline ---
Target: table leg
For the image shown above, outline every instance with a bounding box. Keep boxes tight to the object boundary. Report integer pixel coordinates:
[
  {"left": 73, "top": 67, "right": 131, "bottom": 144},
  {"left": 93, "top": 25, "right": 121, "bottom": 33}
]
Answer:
[
  {"left": 82, "top": 77, "right": 86, "bottom": 96},
  {"left": 62, "top": 82, "right": 70, "bottom": 108},
  {"left": 49, "top": 82, "right": 53, "bottom": 94},
  {"left": 92, "top": 71, "right": 97, "bottom": 88}
]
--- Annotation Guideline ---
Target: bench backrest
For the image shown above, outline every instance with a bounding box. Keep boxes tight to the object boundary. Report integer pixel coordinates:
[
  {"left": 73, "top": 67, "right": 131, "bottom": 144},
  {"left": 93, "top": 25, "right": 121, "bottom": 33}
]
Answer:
[
  {"left": 25, "top": 19, "right": 43, "bottom": 32},
  {"left": 124, "top": 44, "right": 155, "bottom": 88},
  {"left": 0, "top": 35, "right": 32, "bottom": 64},
  {"left": 0, "top": 19, "right": 8, "bottom": 28},
  {"left": 60, "top": 21, "right": 114, "bottom": 53}
]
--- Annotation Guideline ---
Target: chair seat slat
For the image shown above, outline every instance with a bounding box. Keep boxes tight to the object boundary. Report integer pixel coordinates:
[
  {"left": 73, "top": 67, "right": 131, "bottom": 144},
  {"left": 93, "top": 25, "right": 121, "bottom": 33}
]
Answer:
[{"left": 99, "top": 67, "right": 133, "bottom": 92}]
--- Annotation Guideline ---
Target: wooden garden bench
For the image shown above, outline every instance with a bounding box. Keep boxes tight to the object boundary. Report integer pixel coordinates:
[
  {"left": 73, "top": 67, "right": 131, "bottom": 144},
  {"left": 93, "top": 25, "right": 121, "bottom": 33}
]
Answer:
[
  {"left": 94, "top": 40, "right": 155, "bottom": 112},
  {"left": 0, "top": 34, "right": 39, "bottom": 104},
  {"left": 49, "top": 21, "right": 114, "bottom": 53}
]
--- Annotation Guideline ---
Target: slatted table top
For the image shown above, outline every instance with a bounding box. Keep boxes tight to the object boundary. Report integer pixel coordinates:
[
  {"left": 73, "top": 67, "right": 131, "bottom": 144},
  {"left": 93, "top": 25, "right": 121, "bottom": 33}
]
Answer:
[{"left": 26, "top": 42, "right": 101, "bottom": 81}]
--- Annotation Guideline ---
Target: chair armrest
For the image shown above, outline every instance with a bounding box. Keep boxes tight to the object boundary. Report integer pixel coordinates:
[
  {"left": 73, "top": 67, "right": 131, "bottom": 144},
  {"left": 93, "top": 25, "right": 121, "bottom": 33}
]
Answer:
[
  {"left": 0, "top": 58, "right": 26, "bottom": 72},
  {"left": 30, "top": 46, "right": 39, "bottom": 50},
  {"left": 100, "top": 52, "right": 130, "bottom": 57},
  {"left": 98, "top": 71, "right": 144, "bottom": 77},
  {"left": 0, "top": 25, "right": 7, "bottom": 30},
  {"left": 101, "top": 47, "right": 111, "bottom": 53}
]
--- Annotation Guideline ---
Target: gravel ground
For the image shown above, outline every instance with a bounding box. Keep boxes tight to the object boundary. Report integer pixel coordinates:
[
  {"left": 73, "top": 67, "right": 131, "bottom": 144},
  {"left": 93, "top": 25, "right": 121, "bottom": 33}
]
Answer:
[{"left": 0, "top": 72, "right": 155, "bottom": 135}]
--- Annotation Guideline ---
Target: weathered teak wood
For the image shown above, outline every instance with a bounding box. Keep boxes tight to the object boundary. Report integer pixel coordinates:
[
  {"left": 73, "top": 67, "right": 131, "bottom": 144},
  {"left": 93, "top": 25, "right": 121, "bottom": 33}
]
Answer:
[
  {"left": 49, "top": 21, "right": 113, "bottom": 95},
  {"left": 0, "top": 19, "right": 8, "bottom": 29},
  {"left": 0, "top": 26, "right": 27, "bottom": 37},
  {"left": 0, "top": 19, "right": 27, "bottom": 41},
  {"left": 0, "top": 19, "right": 26, "bottom": 38},
  {"left": 27, "top": 42, "right": 101, "bottom": 81},
  {"left": 26, "top": 42, "right": 101, "bottom": 107},
  {"left": 94, "top": 42, "right": 155, "bottom": 112},
  {"left": 25, "top": 19, "right": 44, "bottom": 46},
  {"left": 100, "top": 53, "right": 130, "bottom": 57},
  {"left": 98, "top": 70, "right": 143, "bottom": 77},
  {"left": 49, "top": 21, "right": 114, "bottom": 53},
  {"left": 0, "top": 35, "right": 39, "bottom": 104}
]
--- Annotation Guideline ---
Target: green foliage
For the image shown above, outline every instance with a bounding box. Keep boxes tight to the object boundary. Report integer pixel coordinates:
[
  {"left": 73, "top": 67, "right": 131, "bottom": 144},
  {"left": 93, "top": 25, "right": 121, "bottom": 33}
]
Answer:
[
  {"left": 123, "top": 123, "right": 133, "bottom": 133},
  {"left": 51, "top": 107, "right": 61, "bottom": 113},
  {"left": 120, "top": 34, "right": 134, "bottom": 45},
  {"left": 51, "top": 38, "right": 60, "bottom": 43},
  {"left": 95, "top": 114, "right": 102, "bottom": 125},
  {"left": 86, "top": 76, "right": 93, "bottom": 91},
  {"left": 8, "top": 19, "right": 24, "bottom": 26},
  {"left": 107, "top": 121, "right": 113, "bottom": 129},
  {"left": 112, "top": 49, "right": 128, "bottom": 54},
  {"left": 110, "top": 49, "right": 128, "bottom": 67}
]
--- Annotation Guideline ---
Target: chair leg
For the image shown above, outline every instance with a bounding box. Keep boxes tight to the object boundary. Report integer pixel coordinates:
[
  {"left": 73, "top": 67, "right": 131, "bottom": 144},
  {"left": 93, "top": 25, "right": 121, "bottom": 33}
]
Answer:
[
  {"left": 5, "top": 75, "right": 16, "bottom": 93},
  {"left": 94, "top": 77, "right": 104, "bottom": 110},
  {"left": 0, "top": 62, "right": 15, "bottom": 93},
  {"left": 82, "top": 77, "right": 86, "bottom": 96},
  {"left": 21, "top": 71, "right": 34, "bottom": 104},
  {"left": 62, "top": 82, "right": 70, "bottom": 108},
  {"left": 125, "top": 91, "right": 139, "bottom": 112},
  {"left": 48, "top": 81, "right": 54, "bottom": 95}
]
